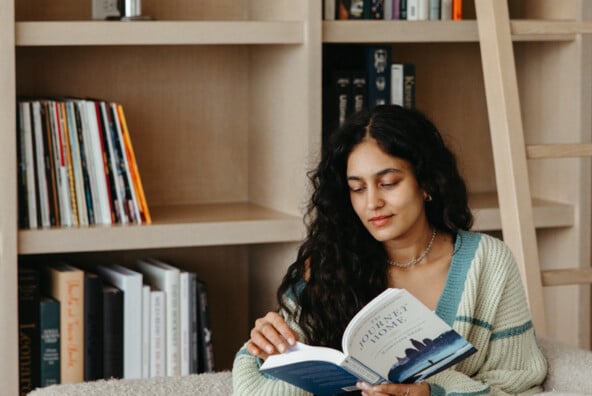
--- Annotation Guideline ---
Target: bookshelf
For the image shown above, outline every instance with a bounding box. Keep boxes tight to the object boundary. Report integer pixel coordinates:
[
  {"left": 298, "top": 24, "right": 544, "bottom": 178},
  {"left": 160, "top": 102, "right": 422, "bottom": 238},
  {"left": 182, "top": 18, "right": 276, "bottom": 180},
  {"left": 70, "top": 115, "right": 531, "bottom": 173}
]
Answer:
[{"left": 1, "top": 0, "right": 590, "bottom": 394}]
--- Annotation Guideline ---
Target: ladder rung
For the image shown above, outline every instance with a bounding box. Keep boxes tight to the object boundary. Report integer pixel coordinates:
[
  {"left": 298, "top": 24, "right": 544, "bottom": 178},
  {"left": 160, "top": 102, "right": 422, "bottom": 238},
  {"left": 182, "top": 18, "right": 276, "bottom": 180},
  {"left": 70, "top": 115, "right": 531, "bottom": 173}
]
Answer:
[
  {"left": 512, "top": 20, "right": 592, "bottom": 37},
  {"left": 542, "top": 268, "right": 592, "bottom": 287},
  {"left": 526, "top": 144, "right": 592, "bottom": 159}
]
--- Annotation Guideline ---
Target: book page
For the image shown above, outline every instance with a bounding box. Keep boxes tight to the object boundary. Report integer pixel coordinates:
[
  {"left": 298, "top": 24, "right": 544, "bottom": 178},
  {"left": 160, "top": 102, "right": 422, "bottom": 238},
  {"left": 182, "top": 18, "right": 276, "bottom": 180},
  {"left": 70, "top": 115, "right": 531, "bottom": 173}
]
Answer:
[{"left": 342, "top": 289, "right": 474, "bottom": 383}]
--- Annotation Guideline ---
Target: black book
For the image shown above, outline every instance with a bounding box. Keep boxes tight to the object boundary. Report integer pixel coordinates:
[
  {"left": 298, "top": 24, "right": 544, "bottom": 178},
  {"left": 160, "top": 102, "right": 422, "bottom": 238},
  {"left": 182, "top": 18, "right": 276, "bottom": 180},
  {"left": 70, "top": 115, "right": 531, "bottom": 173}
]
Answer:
[
  {"left": 196, "top": 278, "right": 214, "bottom": 373},
  {"left": 18, "top": 266, "right": 41, "bottom": 395},
  {"left": 84, "top": 273, "right": 104, "bottom": 381},
  {"left": 102, "top": 285, "right": 123, "bottom": 379},
  {"left": 39, "top": 296, "right": 60, "bottom": 387}
]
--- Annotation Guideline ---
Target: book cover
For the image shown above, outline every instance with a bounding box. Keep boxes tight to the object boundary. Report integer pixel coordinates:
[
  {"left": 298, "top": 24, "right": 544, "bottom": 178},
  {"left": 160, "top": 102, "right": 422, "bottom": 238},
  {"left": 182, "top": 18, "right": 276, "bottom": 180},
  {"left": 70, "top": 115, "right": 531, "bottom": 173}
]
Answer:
[
  {"left": 96, "top": 264, "right": 143, "bottom": 379},
  {"left": 136, "top": 258, "right": 181, "bottom": 376},
  {"left": 102, "top": 285, "right": 124, "bottom": 379},
  {"left": 260, "top": 289, "right": 476, "bottom": 396},
  {"left": 18, "top": 101, "right": 38, "bottom": 229},
  {"left": 65, "top": 101, "right": 89, "bottom": 226},
  {"left": 18, "top": 266, "right": 41, "bottom": 395},
  {"left": 429, "top": 0, "right": 440, "bottom": 19},
  {"left": 370, "top": 0, "right": 384, "bottom": 19},
  {"left": 142, "top": 284, "right": 150, "bottom": 378},
  {"left": 196, "top": 277, "right": 215, "bottom": 373},
  {"left": 452, "top": 0, "right": 462, "bottom": 20},
  {"left": 39, "top": 296, "right": 60, "bottom": 387},
  {"left": 366, "top": 46, "right": 391, "bottom": 107},
  {"left": 84, "top": 272, "right": 104, "bottom": 381},
  {"left": 43, "top": 263, "right": 85, "bottom": 384},
  {"left": 440, "top": 0, "right": 452, "bottom": 20},
  {"left": 390, "top": 63, "right": 416, "bottom": 109}
]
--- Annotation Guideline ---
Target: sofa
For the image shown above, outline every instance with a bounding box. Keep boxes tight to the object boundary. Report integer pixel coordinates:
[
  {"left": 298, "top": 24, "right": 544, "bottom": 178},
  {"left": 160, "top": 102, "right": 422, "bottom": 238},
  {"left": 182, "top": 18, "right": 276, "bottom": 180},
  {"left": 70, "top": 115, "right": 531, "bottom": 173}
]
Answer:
[{"left": 29, "top": 338, "right": 592, "bottom": 396}]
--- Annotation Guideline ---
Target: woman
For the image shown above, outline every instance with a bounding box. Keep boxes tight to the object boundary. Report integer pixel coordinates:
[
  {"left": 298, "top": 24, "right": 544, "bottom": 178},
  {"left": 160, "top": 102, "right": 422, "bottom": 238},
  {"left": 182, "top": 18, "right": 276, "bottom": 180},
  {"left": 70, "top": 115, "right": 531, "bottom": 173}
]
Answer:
[{"left": 233, "top": 105, "right": 547, "bottom": 395}]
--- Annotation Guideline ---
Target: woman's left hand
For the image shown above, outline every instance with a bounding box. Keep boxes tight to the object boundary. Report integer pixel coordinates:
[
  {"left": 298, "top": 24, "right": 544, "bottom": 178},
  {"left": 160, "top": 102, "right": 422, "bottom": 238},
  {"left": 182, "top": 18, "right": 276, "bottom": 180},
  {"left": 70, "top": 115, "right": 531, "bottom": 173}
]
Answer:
[{"left": 356, "top": 381, "right": 430, "bottom": 396}]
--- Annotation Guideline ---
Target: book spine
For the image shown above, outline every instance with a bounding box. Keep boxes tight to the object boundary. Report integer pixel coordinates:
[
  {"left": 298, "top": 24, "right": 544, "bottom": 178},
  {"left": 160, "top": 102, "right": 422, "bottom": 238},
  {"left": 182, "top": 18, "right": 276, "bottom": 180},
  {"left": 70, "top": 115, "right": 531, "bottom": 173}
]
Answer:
[
  {"left": 337, "top": 0, "right": 350, "bottom": 19},
  {"left": 406, "top": 0, "right": 418, "bottom": 20},
  {"left": 142, "top": 285, "right": 150, "bottom": 378},
  {"left": 399, "top": 0, "right": 407, "bottom": 19},
  {"left": 94, "top": 101, "right": 117, "bottom": 224},
  {"left": 102, "top": 286, "right": 124, "bottom": 379},
  {"left": 59, "top": 102, "right": 79, "bottom": 226},
  {"left": 452, "top": 0, "right": 462, "bottom": 20},
  {"left": 403, "top": 64, "right": 416, "bottom": 109},
  {"left": 180, "top": 272, "right": 190, "bottom": 375},
  {"left": 65, "top": 101, "right": 89, "bottom": 226},
  {"left": 41, "top": 101, "right": 59, "bottom": 226},
  {"left": 440, "top": 0, "right": 452, "bottom": 20},
  {"left": 370, "top": 0, "right": 384, "bottom": 19},
  {"left": 392, "top": 0, "right": 400, "bottom": 19},
  {"left": 189, "top": 273, "right": 199, "bottom": 374},
  {"left": 324, "top": 0, "right": 336, "bottom": 20},
  {"left": 20, "top": 102, "right": 38, "bottom": 229},
  {"left": 17, "top": 102, "right": 30, "bottom": 229},
  {"left": 417, "top": 0, "right": 429, "bottom": 20},
  {"left": 366, "top": 46, "right": 391, "bottom": 107},
  {"left": 51, "top": 101, "right": 74, "bottom": 227},
  {"left": 149, "top": 290, "right": 165, "bottom": 377},
  {"left": 196, "top": 279, "right": 214, "bottom": 372},
  {"left": 44, "top": 264, "right": 85, "bottom": 384},
  {"left": 390, "top": 63, "right": 404, "bottom": 107},
  {"left": 350, "top": 71, "right": 367, "bottom": 115},
  {"left": 84, "top": 273, "right": 103, "bottom": 381},
  {"left": 39, "top": 297, "right": 60, "bottom": 387},
  {"left": 32, "top": 101, "right": 51, "bottom": 227},
  {"left": 73, "top": 102, "right": 96, "bottom": 225},
  {"left": 383, "top": 0, "right": 392, "bottom": 19},
  {"left": 18, "top": 267, "right": 41, "bottom": 395},
  {"left": 429, "top": 0, "right": 440, "bottom": 19},
  {"left": 349, "top": 0, "right": 365, "bottom": 19}
]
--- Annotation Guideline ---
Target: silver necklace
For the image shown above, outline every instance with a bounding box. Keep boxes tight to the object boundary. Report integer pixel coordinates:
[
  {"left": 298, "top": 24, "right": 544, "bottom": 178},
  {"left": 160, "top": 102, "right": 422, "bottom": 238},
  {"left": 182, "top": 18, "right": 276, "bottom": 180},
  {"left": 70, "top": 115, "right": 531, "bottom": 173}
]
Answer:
[{"left": 388, "top": 229, "right": 437, "bottom": 269}]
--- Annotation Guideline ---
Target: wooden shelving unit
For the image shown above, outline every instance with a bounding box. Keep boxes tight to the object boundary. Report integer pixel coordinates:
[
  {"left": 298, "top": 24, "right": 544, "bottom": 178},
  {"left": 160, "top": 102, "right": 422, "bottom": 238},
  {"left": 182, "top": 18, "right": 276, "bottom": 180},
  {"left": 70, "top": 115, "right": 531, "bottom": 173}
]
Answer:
[{"left": 0, "top": 0, "right": 589, "bottom": 394}]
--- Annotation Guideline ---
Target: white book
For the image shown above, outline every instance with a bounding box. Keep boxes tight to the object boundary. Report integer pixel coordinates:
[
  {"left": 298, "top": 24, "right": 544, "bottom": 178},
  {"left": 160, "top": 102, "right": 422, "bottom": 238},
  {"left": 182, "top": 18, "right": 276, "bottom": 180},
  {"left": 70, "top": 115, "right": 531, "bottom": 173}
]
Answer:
[
  {"left": 384, "top": 0, "right": 393, "bottom": 19},
  {"left": 179, "top": 272, "right": 191, "bottom": 375},
  {"left": 96, "top": 264, "right": 143, "bottom": 379},
  {"left": 150, "top": 289, "right": 166, "bottom": 377},
  {"left": 407, "top": 0, "right": 419, "bottom": 20},
  {"left": 31, "top": 101, "right": 51, "bottom": 227},
  {"left": 19, "top": 101, "right": 38, "bottom": 228},
  {"left": 440, "top": 0, "right": 452, "bottom": 20},
  {"left": 82, "top": 100, "right": 112, "bottom": 225},
  {"left": 142, "top": 284, "right": 151, "bottom": 378},
  {"left": 391, "top": 64, "right": 404, "bottom": 106},
  {"left": 136, "top": 258, "right": 181, "bottom": 376},
  {"left": 324, "top": 0, "right": 335, "bottom": 20},
  {"left": 65, "top": 101, "right": 89, "bottom": 226},
  {"left": 418, "top": 0, "right": 429, "bottom": 20}
]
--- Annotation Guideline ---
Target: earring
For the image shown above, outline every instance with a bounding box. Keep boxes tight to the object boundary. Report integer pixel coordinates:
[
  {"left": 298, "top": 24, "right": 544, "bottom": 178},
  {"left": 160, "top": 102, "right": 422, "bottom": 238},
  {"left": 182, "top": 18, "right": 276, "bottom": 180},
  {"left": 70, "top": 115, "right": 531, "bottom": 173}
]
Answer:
[{"left": 425, "top": 193, "right": 432, "bottom": 202}]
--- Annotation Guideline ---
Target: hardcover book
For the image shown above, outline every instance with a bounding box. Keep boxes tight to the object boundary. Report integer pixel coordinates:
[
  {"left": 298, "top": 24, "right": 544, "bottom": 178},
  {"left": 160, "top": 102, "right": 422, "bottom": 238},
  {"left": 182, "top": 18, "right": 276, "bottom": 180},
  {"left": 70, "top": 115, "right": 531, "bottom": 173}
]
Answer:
[
  {"left": 39, "top": 296, "right": 60, "bottom": 387},
  {"left": 366, "top": 46, "right": 391, "bottom": 107},
  {"left": 43, "top": 263, "right": 85, "bottom": 384},
  {"left": 260, "top": 288, "right": 476, "bottom": 396},
  {"left": 18, "top": 266, "right": 41, "bottom": 395},
  {"left": 84, "top": 273, "right": 104, "bottom": 381},
  {"left": 102, "top": 285, "right": 124, "bottom": 379}
]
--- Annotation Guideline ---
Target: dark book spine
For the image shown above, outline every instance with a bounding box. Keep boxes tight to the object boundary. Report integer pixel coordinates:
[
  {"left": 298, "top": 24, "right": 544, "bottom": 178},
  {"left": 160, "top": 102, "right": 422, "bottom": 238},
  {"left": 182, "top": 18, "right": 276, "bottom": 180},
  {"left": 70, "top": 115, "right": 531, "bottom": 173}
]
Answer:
[
  {"left": 84, "top": 273, "right": 104, "bottom": 381},
  {"left": 370, "top": 0, "right": 384, "bottom": 19},
  {"left": 366, "top": 45, "right": 391, "bottom": 107},
  {"left": 39, "top": 297, "right": 60, "bottom": 387},
  {"left": 102, "top": 286, "right": 123, "bottom": 379},
  {"left": 400, "top": 0, "right": 407, "bottom": 19},
  {"left": 403, "top": 64, "right": 416, "bottom": 109},
  {"left": 17, "top": 102, "right": 29, "bottom": 229},
  {"left": 41, "top": 102, "right": 59, "bottom": 226},
  {"left": 189, "top": 273, "right": 199, "bottom": 373},
  {"left": 196, "top": 279, "right": 214, "bottom": 373},
  {"left": 18, "top": 267, "right": 41, "bottom": 395},
  {"left": 350, "top": 71, "right": 368, "bottom": 114},
  {"left": 337, "top": 0, "right": 351, "bottom": 19},
  {"left": 94, "top": 101, "right": 116, "bottom": 223}
]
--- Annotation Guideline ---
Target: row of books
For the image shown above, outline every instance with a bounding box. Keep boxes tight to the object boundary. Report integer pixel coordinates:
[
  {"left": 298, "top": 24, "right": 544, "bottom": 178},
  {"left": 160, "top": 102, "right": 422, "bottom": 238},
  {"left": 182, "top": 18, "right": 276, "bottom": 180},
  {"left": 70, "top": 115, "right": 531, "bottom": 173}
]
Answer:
[
  {"left": 17, "top": 98, "right": 151, "bottom": 229},
  {"left": 18, "top": 259, "right": 214, "bottom": 395},
  {"left": 324, "top": 0, "right": 463, "bottom": 20},
  {"left": 324, "top": 45, "right": 415, "bottom": 141}
]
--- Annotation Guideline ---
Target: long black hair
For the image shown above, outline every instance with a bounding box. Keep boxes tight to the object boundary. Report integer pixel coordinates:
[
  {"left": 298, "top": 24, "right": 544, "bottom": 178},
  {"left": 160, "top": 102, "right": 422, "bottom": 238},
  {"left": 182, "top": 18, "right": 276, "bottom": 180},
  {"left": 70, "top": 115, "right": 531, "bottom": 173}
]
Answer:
[{"left": 277, "top": 105, "right": 473, "bottom": 349}]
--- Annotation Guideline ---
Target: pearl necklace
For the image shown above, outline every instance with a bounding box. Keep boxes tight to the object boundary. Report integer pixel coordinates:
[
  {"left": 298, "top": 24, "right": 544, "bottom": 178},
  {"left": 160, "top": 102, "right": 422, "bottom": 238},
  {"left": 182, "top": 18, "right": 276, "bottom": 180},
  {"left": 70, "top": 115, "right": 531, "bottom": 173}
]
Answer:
[{"left": 388, "top": 229, "right": 437, "bottom": 269}]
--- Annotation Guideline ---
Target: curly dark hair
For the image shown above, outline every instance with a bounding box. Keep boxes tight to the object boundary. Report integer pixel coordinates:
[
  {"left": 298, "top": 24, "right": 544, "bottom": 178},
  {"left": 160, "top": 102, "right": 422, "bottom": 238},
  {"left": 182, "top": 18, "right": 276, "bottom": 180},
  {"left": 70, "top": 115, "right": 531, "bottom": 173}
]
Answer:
[{"left": 277, "top": 105, "right": 473, "bottom": 349}]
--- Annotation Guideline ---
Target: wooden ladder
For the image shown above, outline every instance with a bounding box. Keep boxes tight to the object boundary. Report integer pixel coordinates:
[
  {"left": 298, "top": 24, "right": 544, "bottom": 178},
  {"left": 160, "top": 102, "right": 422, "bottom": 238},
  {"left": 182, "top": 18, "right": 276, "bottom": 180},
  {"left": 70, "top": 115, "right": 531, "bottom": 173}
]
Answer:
[{"left": 474, "top": 0, "right": 592, "bottom": 337}]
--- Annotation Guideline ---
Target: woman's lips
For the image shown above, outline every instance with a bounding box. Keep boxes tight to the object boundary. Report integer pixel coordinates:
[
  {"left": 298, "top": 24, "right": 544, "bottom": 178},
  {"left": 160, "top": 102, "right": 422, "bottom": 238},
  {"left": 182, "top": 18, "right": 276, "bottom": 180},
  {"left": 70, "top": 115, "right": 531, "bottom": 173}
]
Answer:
[{"left": 369, "top": 215, "right": 393, "bottom": 227}]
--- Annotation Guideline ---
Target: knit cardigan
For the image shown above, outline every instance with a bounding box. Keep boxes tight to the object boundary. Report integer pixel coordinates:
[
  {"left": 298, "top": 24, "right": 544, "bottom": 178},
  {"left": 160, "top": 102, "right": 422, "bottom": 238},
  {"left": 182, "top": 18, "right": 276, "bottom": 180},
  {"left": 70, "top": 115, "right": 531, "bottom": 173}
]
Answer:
[{"left": 232, "top": 231, "right": 548, "bottom": 395}]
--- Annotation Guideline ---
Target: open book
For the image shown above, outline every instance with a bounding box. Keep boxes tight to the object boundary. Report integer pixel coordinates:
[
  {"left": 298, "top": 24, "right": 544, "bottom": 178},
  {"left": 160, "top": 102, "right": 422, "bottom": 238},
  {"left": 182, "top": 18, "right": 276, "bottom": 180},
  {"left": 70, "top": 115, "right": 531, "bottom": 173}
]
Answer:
[{"left": 260, "top": 288, "right": 476, "bottom": 396}]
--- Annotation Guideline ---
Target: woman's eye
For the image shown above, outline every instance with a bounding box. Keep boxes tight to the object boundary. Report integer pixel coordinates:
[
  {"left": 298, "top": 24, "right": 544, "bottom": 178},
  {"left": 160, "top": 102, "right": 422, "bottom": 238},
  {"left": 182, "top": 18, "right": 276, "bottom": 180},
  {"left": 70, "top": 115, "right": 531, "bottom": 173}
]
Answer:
[
  {"left": 349, "top": 186, "right": 365, "bottom": 193},
  {"left": 381, "top": 181, "right": 398, "bottom": 188}
]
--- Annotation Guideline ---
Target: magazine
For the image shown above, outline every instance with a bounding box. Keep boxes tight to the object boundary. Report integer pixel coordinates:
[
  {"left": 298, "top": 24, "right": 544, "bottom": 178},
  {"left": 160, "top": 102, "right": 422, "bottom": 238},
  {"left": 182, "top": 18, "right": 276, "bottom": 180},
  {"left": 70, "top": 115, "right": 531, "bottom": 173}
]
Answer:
[{"left": 260, "top": 288, "right": 476, "bottom": 396}]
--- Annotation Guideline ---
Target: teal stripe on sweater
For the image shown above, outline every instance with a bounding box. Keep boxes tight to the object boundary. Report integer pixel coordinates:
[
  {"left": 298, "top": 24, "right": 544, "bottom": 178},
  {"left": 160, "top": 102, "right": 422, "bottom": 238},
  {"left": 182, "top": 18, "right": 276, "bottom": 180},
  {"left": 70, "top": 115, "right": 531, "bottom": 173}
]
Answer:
[
  {"left": 491, "top": 320, "right": 533, "bottom": 340},
  {"left": 436, "top": 230, "right": 481, "bottom": 326},
  {"left": 449, "top": 387, "right": 491, "bottom": 396},
  {"left": 456, "top": 315, "right": 493, "bottom": 331}
]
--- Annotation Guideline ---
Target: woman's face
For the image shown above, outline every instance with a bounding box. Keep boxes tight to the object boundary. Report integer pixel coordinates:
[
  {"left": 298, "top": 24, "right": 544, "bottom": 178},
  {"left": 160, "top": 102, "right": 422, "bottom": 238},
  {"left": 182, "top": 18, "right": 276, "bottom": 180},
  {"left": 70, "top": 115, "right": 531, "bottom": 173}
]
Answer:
[{"left": 346, "top": 138, "right": 428, "bottom": 242}]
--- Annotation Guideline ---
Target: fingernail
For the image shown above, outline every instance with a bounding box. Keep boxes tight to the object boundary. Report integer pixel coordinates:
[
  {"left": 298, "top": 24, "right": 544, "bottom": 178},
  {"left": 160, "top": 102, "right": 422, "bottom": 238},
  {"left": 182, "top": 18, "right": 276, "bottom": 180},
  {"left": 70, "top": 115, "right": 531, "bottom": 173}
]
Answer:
[
  {"left": 357, "top": 381, "right": 369, "bottom": 390},
  {"left": 278, "top": 344, "right": 286, "bottom": 353},
  {"left": 287, "top": 338, "right": 296, "bottom": 345},
  {"left": 265, "top": 345, "right": 273, "bottom": 353}
]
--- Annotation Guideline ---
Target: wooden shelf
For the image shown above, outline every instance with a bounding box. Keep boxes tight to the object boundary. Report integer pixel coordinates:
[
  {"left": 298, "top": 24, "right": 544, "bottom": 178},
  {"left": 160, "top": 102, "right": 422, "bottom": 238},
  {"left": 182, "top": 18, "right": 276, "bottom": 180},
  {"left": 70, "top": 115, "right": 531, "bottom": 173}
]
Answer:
[
  {"left": 18, "top": 203, "right": 305, "bottom": 254},
  {"left": 16, "top": 21, "right": 305, "bottom": 46},
  {"left": 323, "top": 20, "right": 578, "bottom": 43},
  {"left": 470, "top": 192, "right": 573, "bottom": 231}
]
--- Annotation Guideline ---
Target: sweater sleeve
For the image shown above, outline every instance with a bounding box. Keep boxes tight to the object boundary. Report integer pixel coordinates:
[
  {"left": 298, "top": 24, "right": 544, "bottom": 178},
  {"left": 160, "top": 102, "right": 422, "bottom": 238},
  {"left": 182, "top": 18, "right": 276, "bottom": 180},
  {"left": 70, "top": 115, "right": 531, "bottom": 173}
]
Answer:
[
  {"left": 232, "top": 293, "right": 313, "bottom": 396},
  {"left": 426, "top": 236, "right": 547, "bottom": 395}
]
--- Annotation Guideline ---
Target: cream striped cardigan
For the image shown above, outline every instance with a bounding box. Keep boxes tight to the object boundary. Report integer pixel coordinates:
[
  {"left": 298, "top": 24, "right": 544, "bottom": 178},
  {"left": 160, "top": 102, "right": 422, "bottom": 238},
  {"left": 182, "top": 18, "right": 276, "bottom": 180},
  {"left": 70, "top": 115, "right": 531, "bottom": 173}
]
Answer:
[{"left": 232, "top": 231, "right": 548, "bottom": 395}]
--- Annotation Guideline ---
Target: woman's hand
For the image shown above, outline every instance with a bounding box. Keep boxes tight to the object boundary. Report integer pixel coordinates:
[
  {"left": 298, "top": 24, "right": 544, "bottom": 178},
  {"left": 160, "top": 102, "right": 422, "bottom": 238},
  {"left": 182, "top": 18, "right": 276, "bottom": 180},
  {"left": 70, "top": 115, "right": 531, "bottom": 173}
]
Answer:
[
  {"left": 246, "top": 311, "right": 298, "bottom": 360},
  {"left": 356, "top": 381, "right": 430, "bottom": 396}
]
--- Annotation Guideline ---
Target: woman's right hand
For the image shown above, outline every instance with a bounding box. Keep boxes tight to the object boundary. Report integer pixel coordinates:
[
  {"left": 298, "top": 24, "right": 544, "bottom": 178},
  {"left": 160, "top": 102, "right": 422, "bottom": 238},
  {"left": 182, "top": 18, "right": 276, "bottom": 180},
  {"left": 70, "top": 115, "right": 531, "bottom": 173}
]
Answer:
[{"left": 246, "top": 311, "right": 299, "bottom": 360}]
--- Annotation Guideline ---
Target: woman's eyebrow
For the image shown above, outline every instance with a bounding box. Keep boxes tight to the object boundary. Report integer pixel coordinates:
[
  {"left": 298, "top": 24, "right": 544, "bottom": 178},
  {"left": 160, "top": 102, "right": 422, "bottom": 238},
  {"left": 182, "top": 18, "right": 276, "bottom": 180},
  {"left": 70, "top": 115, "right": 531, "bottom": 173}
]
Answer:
[{"left": 347, "top": 168, "right": 403, "bottom": 181}]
